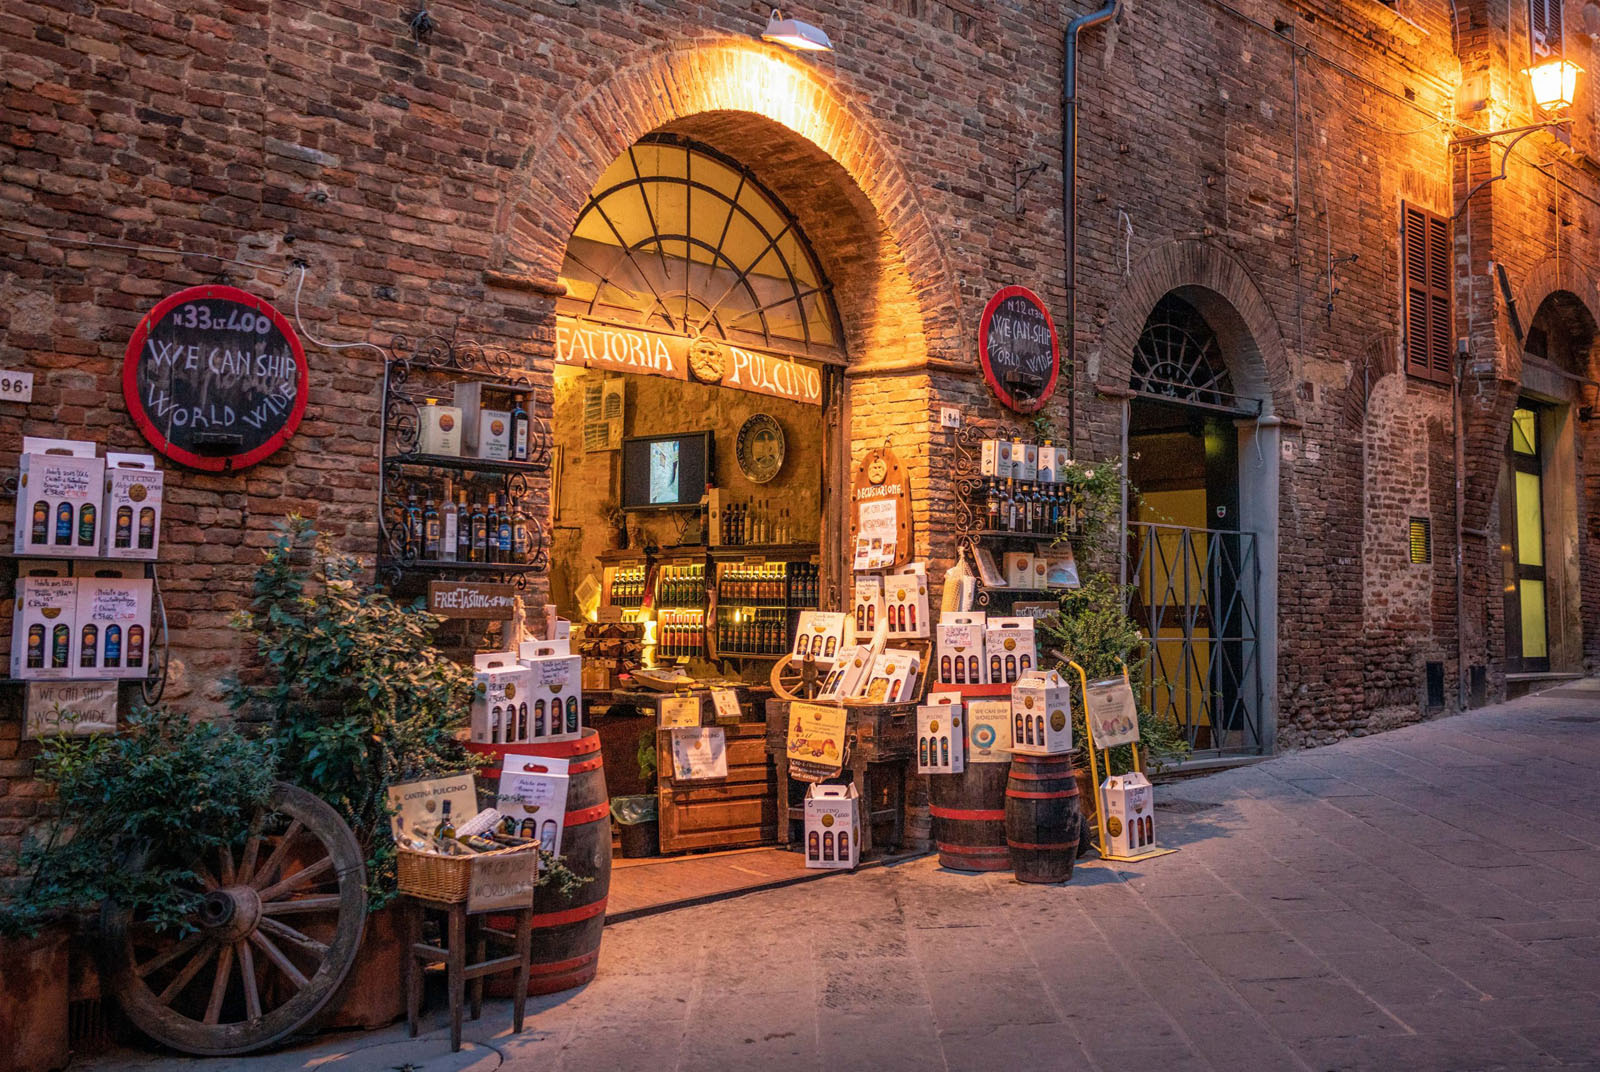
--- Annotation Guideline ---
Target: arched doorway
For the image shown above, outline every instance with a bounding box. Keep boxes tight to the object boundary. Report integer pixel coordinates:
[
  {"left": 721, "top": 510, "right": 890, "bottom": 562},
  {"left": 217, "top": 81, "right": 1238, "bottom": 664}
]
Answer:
[
  {"left": 1502, "top": 290, "right": 1595, "bottom": 677},
  {"left": 1125, "top": 291, "right": 1270, "bottom": 756}
]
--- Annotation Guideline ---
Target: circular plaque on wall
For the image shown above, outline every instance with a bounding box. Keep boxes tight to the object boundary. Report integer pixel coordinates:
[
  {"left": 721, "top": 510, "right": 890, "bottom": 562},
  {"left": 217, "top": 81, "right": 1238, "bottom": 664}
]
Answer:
[
  {"left": 735, "top": 413, "right": 786, "bottom": 484},
  {"left": 978, "top": 285, "right": 1060, "bottom": 415},
  {"left": 122, "top": 285, "right": 309, "bottom": 472}
]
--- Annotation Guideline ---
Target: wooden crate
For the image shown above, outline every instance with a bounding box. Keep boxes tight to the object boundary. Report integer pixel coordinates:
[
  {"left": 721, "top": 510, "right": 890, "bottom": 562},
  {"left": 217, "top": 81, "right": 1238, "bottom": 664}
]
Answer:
[
  {"left": 763, "top": 699, "right": 915, "bottom": 853},
  {"left": 655, "top": 722, "right": 777, "bottom": 853},
  {"left": 763, "top": 700, "right": 917, "bottom": 764}
]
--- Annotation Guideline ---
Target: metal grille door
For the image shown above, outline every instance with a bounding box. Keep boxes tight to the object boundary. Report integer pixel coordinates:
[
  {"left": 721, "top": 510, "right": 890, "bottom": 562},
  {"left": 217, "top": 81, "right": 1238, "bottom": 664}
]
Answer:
[{"left": 1128, "top": 522, "right": 1264, "bottom": 756}]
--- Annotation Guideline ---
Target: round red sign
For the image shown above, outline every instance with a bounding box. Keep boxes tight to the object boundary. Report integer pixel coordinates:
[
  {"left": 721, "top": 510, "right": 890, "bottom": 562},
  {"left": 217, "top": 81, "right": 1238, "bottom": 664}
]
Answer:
[
  {"left": 122, "top": 285, "right": 309, "bottom": 472},
  {"left": 978, "top": 285, "right": 1060, "bottom": 415}
]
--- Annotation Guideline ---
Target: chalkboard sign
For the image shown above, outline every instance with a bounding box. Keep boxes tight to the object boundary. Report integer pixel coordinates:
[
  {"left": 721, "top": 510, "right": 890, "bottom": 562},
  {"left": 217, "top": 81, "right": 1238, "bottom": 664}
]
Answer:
[
  {"left": 978, "top": 285, "right": 1060, "bottom": 415},
  {"left": 122, "top": 285, "right": 309, "bottom": 471}
]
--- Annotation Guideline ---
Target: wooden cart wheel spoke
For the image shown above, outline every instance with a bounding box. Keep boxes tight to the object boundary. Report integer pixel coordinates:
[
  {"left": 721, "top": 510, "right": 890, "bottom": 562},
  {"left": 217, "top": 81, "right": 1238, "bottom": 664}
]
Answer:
[
  {"left": 104, "top": 783, "right": 366, "bottom": 1057},
  {"left": 157, "top": 939, "right": 218, "bottom": 1006},
  {"left": 202, "top": 942, "right": 235, "bottom": 1025},
  {"left": 257, "top": 917, "right": 329, "bottom": 958},
  {"left": 249, "top": 819, "right": 305, "bottom": 891},
  {"left": 248, "top": 929, "right": 309, "bottom": 991},
  {"left": 236, "top": 940, "right": 262, "bottom": 1022},
  {"left": 136, "top": 931, "right": 207, "bottom": 979},
  {"left": 256, "top": 855, "right": 332, "bottom": 903},
  {"left": 259, "top": 894, "right": 342, "bottom": 916}
]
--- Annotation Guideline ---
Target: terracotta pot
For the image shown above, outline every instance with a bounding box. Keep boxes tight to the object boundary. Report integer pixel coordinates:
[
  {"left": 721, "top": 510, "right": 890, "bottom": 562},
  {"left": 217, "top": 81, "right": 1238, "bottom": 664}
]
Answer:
[
  {"left": 317, "top": 905, "right": 406, "bottom": 1031},
  {"left": 0, "top": 926, "right": 70, "bottom": 1072}
]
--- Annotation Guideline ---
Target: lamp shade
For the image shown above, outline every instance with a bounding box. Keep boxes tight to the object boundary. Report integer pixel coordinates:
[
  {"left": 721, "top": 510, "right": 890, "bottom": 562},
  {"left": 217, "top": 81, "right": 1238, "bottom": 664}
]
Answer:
[
  {"left": 762, "top": 8, "right": 832, "bottom": 52},
  {"left": 1525, "top": 60, "right": 1582, "bottom": 111}
]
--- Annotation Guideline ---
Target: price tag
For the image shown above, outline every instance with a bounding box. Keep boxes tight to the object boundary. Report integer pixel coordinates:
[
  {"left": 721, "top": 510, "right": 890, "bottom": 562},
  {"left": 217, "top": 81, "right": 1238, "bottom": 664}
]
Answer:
[
  {"left": 0, "top": 369, "right": 33, "bottom": 403},
  {"left": 710, "top": 688, "right": 742, "bottom": 722}
]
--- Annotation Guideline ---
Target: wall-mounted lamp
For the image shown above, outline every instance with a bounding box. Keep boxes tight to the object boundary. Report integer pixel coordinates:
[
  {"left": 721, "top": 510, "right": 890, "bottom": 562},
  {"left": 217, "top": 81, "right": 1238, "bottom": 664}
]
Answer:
[
  {"left": 762, "top": 8, "right": 832, "bottom": 52},
  {"left": 1525, "top": 60, "right": 1583, "bottom": 112}
]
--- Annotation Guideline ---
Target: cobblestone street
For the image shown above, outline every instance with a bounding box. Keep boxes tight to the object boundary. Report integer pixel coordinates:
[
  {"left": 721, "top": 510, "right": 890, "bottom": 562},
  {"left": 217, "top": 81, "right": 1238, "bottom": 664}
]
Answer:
[{"left": 84, "top": 683, "right": 1600, "bottom": 1072}]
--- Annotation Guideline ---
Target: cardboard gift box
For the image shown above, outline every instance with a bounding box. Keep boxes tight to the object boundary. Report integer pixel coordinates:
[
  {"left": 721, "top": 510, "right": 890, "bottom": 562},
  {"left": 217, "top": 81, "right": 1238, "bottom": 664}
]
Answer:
[
  {"left": 792, "top": 610, "right": 847, "bottom": 664},
  {"left": 469, "top": 652, "right": 535, "bottom": 745},
  {"left": 863, "top": 648, "right": 921, "bottom": 704},
  {"left": 917, "top": 703, "right": 965, "bottom": 774},
  {"left": 10, "top": 574, "right": 78, "bottom": 680},
  {"left": 478, "top": 409, "right": 512, "bottom": 460},
  {"left": 494, "top": 754, "right": 572, "bottom": 856},
  {"left": 101, "top": 453, "right": 163, "bottom": 560},
  {"left": 418, "top": 402, "right": 463, "bottom": 457},
  {"left": 519, "top": 638, "right": 584, "bottom": 741},
  {"left": 15, "top": 438, "right": 104, "bottom": 557},
  {"left": 965, "top": 699, "right": 1014, "bottom": 763},
  {"left": 883, "top": 569, "right": 930, "bottom": 639},
  {"left": 804, "top": 783, "right": 860, "bottom": 870},
  {"left": 1103, "top": 772, "right": 1156, "bottom": 857},
  {"left": 985, "top": 617, "right": 1037, "bottom": 684},
  {"left": 818, "top": 644, "right": 875, "bottom": 702},
  {"left": 72, "top": 567, "right": 154, "bottom": 679},
  {"left": 1010, "top": 669, "right": 1074, "bottom": 755},
  {"left": 852, "top": 575, "right": 885, "bottom": 637},
  {"left": 936, "top": 612, "right": 987, "bottom": 685},
  {"left": 1004, "top": 553, "right": 1037, "bottom": 590}
]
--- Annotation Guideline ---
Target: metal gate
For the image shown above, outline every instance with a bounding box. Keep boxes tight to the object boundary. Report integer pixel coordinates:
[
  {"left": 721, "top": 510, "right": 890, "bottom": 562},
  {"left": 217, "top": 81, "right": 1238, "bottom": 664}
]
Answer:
[{"left": 1127, "top": 522, "right": 1264, "bottom": 756}]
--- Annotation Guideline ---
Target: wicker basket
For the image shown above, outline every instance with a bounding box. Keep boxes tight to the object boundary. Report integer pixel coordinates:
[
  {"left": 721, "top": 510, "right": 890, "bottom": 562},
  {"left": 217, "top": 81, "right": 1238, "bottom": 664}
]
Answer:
[{"left": 396, "top": 844, "right": 537, "bottom": 904}]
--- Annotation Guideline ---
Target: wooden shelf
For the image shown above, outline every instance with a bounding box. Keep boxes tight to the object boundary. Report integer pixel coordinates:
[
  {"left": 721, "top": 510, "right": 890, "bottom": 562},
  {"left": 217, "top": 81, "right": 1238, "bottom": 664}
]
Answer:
[
  {"left": 390, "top": 452, "right": 547, "bottom": 475},
  {"left": 708, "top": 543, "right": 819, "bottom": 561},
  {"left": 379, "top": 557, "right": 543, "bottom": 575}
]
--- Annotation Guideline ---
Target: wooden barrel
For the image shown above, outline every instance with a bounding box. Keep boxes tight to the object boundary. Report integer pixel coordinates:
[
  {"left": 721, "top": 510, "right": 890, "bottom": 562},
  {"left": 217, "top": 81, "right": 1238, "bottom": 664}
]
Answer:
[
  {"left": 929, "top": 762, "right": 1010, "bottom": 871},
  {"left": 469, "top": 729, "right": 611, "bottom": 995},
  {"left": 1005, "top": 753, "right": 1081, "bottom": 884}
]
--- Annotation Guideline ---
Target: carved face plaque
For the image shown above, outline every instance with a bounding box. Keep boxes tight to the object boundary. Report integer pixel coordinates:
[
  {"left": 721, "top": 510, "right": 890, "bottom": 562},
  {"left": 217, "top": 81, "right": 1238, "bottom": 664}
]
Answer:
[
  {"left": 867, "top": 455, "right": 888, "bottom": 485},
  {"left": 688, "top": 336, "right": 725, "bottom": 384}
]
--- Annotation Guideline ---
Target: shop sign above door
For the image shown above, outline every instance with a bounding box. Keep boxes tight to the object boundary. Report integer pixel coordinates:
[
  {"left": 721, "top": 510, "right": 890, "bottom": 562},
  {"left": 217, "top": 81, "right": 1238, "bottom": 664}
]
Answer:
[
  {"left": 978, "top": 285, "right": 1060, "bottom": 415},
  {"left": 122, "top": 285, "right": 309, "bottom": 471},
  {"left": 555, "top": 317, "right": 822, "bottom": 406}
]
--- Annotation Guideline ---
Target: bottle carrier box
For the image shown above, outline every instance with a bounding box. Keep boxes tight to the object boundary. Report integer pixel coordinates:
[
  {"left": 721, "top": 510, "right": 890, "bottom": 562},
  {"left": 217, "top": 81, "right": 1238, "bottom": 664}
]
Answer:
[
  {"left": 985, "top": 617, "right": 1037, "bottom": 684},
  {"left": 15, "top": 438, "right": 104, "bottom": 558},
  {"left": 817, "top": 644, "right": 874, "bottom": 701},
  {"left": 852, "top": 575, "right": 884, "bottom": 637},
  {"left": 936, "top": 612, "right": 987, "bottom": 685},
  {"left": 494, "top": 754, "right": 572, "bottom": 856},
  {"left": 883, "top": 570, "right": 930, "bottom": 639},
  {"left": 1102, "top": 772, "right": 1156, "bottom": 856},
  {"left": 1010, "top": 669, "right": 1074, "bottom": 755},
  {"left": 469, "top": 652, "right": 535, "bottom": 745},
  {"left": 102, "top": 452, "right": 163, "bottom": 560},
  {"left": 804, "top": 783, "right": 860, "bottom": 870},
  {"left": 518, "top": 638, "right": 584, "bottom": 741},
  {"left": 792, "top": 611, "right": 847, "bottom": 664},
  {"left": 72, "top": 568, "right": 154, "bottom": 679},
  {"left": 11, "top": 574, "right": 78, "bottom": 680},
  {"left": 862, "top": 648, "right": 921, "bottom": 704},
  {"left": 916, "top": 703, "right": 965, "bottom": 774}
]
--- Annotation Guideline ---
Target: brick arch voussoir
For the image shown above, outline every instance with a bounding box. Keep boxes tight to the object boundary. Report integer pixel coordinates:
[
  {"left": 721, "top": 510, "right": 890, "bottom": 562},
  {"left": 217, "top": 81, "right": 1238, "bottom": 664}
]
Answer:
[
  {"left": 1096, "top": 240, "right": 1298, "bottom": 421},
  {"left": 495, "top": 39, "right": 959, "bottom": 355}
]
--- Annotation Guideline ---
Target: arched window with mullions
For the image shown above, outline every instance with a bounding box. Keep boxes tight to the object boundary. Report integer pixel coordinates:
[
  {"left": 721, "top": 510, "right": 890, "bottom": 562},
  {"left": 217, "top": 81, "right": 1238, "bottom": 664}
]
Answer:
[{"left": 557, "top": 134, "right": 846, "bottom": 363}]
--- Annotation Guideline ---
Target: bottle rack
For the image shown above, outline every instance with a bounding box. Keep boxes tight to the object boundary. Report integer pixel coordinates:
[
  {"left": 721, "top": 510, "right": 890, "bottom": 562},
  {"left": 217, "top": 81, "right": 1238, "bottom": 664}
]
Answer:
[{"left": 376, "top": 334, "right": 552, "bottom": 588}]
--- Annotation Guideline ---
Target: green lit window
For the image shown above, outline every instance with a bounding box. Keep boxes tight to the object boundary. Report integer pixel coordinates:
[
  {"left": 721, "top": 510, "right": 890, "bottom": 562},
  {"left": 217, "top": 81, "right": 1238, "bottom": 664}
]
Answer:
[
  {"left": 1408, "top": 517, "right": 1431, "bottom": 564},
  {"left": 1511, "top": 407, "right": 1538, "bottom": 455},
  {"left": 1515, "top": 470, "right": 1544, "bottom": 567}
]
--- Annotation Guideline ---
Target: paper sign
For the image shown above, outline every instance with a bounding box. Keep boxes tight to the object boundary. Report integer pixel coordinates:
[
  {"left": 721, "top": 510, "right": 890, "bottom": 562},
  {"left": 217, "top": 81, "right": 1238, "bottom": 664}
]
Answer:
[
  {"left": 710, "top": 688, "right": 743, "bottom": 722},
  {"left": 659, "top": 694, "right": 702, "bottom": 728},
  {"left": 670, "top": 726, "right": 728, "bottom": 780},
  {"left": 853, "top": 498, "right": 899, "bottom": 570},
  {"left": 495, "top": 755, "right": 571, "bottom": 859},
  {"left": 965, "top": 699, "right": 1014, "bottom": 763},
  {"left": 786, "top": 701, "right": 848, "bottom": 782},
  {"left": 25, "top": 680, "right": 118, "bottom": 739},
  {"left": 1084, "top": 676, "right": 1140, "bottom": 748},
  {"left": 387, "top": 774, "right": 478, "bottom": 844},
  {"left": 466, "top": 849, "right": 538, "bottom": 913}
]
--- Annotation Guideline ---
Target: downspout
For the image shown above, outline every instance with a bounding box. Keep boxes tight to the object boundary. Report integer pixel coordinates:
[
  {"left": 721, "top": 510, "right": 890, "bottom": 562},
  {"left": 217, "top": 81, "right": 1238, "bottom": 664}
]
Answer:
[{"left": 1064, "top": 0, "right": 1119, "bottom": 456}]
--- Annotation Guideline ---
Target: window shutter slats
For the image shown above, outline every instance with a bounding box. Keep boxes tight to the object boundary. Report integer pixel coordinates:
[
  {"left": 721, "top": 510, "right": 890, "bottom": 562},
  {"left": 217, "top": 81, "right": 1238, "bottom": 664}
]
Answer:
[{"left": 1402, "top": 201, "right": 1452, "bottom": 385}]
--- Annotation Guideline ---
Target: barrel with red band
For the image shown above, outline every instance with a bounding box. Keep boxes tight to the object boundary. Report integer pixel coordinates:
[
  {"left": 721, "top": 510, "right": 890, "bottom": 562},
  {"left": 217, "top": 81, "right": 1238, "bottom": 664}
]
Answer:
[
  {"left": 1005, "top": 753, "right": 1081, "bottom": 884},
  {"left": 929, "top": 763, "right": 1011, "bottom": 872}
]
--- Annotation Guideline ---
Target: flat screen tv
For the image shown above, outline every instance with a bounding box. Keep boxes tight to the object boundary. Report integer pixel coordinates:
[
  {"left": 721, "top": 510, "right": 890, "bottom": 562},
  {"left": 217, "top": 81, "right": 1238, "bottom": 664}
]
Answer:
[{"left": 620, "top": 432, "right": 713, "bottom": 510}]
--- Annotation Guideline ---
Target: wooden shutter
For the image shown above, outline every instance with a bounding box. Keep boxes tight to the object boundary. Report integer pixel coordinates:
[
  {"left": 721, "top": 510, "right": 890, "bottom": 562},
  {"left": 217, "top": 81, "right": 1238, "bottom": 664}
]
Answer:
[
  {"left": 1403, "top": 202, "right": 1453, "bottom": 385},
  {"left": 1531, "top": 0, "right": 1563, "bottom": 58}
]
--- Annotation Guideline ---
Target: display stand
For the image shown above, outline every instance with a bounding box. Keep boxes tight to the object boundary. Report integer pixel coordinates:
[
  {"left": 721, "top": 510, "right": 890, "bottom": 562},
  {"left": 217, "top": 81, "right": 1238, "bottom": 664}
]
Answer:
[{"left": 1069, "top": 660, "right": 1176, "bottom": 863}]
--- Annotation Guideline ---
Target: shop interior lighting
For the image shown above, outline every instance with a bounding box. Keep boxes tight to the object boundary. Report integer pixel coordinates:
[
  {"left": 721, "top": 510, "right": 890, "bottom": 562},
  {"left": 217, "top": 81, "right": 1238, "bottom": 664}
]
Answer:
[
  {"left": 1525, "top": 60, "right": 1582, "bottom": 112},
  {"left": 761, "top": 8, "right": 833, "bottom": 52}
]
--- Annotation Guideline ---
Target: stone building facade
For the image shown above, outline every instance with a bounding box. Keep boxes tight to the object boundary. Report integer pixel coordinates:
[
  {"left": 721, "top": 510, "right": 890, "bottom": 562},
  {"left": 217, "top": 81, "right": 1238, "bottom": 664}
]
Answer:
[{"left": 3, "top": 0, "right": 1600, "bottom": 860}]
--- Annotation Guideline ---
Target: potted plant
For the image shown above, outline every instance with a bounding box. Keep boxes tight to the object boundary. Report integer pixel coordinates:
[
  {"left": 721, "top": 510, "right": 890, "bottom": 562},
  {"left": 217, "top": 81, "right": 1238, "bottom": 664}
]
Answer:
[
  {"left": 0, "top": 708, "right": 275, "bottom": 1071},
  {"left": 612, "top": 729, "right": 660, "bottom": 858},
  {"left": 225, "top": 518, "right": 478, "bottom": 1029}
]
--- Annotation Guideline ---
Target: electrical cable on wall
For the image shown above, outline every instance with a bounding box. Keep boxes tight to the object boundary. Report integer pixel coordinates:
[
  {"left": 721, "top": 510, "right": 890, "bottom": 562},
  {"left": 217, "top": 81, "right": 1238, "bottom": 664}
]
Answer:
[{"left": 292, "top": 263, "right": 388, "bottom": 360}]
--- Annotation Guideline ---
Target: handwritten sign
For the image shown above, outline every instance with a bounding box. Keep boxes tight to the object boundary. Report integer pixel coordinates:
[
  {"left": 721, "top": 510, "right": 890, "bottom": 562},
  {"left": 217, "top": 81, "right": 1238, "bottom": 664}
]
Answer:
[
  {"left": 466, "top": 848, "right": 538, "bottom": 912},
  {"left": 122, "top": 285, "right": 309, "bottom": 471},
  {"left": 428, "top": 581, "right": 519, "bottom": 619},
  {"left": 25, "top": 680, "right": 118, "bottom": 739},
  {"left": 978, "top": 286, "right": 1059, "bottom": 414}
]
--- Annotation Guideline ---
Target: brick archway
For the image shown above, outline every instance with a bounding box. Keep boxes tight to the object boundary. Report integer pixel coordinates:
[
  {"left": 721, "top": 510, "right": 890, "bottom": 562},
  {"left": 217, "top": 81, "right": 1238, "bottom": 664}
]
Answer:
[
  {"left": 1517, "top": 258, "right": 1600, "bottom": 380},
  {"left": 1092, "top": 240, "right": 1297, "bottom": 420},
  {"left": 494, "top": 39, "right": 959, "bottom": 369}
]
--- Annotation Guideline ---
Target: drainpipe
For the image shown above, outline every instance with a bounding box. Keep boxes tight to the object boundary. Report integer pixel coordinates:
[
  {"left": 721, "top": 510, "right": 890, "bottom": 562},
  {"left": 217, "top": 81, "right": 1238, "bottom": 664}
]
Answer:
[{"left": 1064, "top": 0, "right": 1119, "bottom": 456}]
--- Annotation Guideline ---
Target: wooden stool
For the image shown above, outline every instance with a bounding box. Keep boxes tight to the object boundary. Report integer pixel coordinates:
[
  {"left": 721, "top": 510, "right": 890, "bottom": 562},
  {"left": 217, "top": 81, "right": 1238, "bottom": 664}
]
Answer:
[{"left": 402, "top": 896, "right": 533, "bottom": 1052}]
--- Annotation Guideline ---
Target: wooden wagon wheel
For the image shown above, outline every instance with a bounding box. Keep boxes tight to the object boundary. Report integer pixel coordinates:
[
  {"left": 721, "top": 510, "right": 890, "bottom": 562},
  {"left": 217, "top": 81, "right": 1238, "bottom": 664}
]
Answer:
[
  {"left": 770, "top": 653, "right": 822, "bottom": 702},
  {"left": 102, "top": 782, "right": 367, "bottom": 1056}
]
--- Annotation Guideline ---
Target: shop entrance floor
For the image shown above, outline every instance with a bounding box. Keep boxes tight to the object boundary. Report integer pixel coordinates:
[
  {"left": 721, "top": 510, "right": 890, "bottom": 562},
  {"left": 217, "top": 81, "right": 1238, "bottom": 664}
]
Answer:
[{"left": 607, "top": 845, "right": 924, "bottom": 923}]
